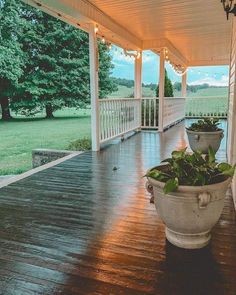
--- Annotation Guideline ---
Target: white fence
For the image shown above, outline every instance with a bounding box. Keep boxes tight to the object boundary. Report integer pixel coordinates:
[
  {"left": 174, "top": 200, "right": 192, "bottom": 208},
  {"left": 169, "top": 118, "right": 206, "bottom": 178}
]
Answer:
[
  {"left": 99, "top": 98, "right": 140, "bottom": 143},
  {"left": 163, "top": 97, "right": 186, "bottom": 128}
]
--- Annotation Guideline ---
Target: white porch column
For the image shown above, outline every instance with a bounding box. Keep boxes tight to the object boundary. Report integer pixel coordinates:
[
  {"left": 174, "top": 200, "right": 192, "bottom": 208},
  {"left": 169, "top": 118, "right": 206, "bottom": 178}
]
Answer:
[
  {"left": 89, "top": 24, "right": 100, "bottom": 151},
  {"left": 134, "top": 51, "right": 142, "bottom": 127},
  {"left": 181, "top": 71, "right": 187, "bottom": 97},
  {"left": 158, "top": 49, "right": 165, "bottom": 132},
  {"left": 134, "top": 51, "right": 142, "bottom": 99}
]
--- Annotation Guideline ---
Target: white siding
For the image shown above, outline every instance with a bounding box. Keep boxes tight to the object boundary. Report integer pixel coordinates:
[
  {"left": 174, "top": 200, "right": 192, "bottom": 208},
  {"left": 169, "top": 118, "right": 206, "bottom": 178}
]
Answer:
[{"left": 228, "top": 18, "right": 236, "bottom": 209}]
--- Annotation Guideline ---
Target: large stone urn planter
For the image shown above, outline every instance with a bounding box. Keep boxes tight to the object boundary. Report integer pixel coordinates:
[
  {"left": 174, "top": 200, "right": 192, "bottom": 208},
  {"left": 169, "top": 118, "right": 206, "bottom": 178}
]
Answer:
[
  {"left": 186, "top": 128, "right": 224, "bottom": 154},
  {"left": 147, "top": 165, "right": 231, "bottom": 249}
]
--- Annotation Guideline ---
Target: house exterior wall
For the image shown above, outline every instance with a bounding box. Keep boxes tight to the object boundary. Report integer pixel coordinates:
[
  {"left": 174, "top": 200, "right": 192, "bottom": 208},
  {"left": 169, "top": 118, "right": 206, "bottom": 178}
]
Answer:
[{"left": 227, "top": 17, "right": 236, "bottom": 209}]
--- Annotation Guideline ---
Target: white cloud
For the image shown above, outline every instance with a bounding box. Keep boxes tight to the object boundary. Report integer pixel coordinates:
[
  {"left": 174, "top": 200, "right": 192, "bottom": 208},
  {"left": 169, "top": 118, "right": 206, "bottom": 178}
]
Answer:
[
  {"left": 112, "top": 49, "right": 135, "bottom": 64},
  {"left": 189, "top": 75, "right": 229, "bottom": 87},
  {"left": 112, "top": 61, "right": 126, "bottom": 67},
  {"left": 111, "top": 48, "right": 156, "bottom": 64},
  {"left": 142, "top": 53, "right": 156, "bottom": 63}
]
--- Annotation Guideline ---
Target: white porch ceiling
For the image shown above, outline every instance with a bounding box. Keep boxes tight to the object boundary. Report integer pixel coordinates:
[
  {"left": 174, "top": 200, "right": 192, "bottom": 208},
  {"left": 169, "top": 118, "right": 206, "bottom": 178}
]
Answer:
[
  {"left": 23, "top": 0, "right": 232, "bottom": 66},
  {"left": 90, "top": 0, "right": 231, "bottom": 66}
]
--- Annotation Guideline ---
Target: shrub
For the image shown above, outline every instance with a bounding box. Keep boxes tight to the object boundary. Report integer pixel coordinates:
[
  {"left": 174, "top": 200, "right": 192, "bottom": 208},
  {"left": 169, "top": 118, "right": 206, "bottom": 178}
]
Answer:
[{"left": 67, "top": 138, "right": 91, "bottom": 151}]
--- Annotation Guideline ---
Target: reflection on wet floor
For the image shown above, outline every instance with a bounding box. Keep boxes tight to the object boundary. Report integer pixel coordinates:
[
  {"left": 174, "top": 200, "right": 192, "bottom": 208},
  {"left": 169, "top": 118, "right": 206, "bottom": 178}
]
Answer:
[{"left": 0, "top": 119, "right": 234, "bottom": 295}]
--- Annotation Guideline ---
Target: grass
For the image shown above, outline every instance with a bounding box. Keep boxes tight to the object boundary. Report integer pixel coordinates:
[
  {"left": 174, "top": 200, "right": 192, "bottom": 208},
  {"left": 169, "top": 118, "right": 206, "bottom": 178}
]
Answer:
[
  {"left": 109, "top": 85, "right": 228, "bottom": 98},
  {"left": 185, "top": 97, "right": 228, "bottom": 117},
  {"left": 0, "top": 109, "right": 91, "bottom": 175},
  {"left": 0, "top": 86, "right": 229, "bottom": 176},
  {"left": 108, "top": 85, "right": 155, "bottom": 98}
]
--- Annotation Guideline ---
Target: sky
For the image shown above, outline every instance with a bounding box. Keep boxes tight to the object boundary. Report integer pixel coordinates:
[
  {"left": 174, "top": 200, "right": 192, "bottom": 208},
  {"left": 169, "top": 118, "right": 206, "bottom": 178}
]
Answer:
[{"left": 110, "top": 46, "right": 229, "bottom": 86}]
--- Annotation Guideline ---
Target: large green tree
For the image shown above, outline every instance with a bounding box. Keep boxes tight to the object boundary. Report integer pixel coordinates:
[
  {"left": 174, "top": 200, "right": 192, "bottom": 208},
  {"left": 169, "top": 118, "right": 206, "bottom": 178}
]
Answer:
[
  {"left": 156, "top": 69, "right": 174, "bottom": 97},
  {"left": 0, "top": 0, "right": 25, "bottom": 120},
  {"left": 13, "top": 5, "right": 117, "bottom": 118}
]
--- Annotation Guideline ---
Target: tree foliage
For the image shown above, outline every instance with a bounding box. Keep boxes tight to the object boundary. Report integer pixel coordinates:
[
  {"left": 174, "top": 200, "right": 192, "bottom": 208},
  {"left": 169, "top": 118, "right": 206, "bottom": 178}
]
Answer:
[
  {"left": 156, "top": 69, "right": 174, "bottom": 97},
  {"left": 0, "top": 0, "right": 25, "bottom": 120},
  {"left": 1, "top": 0, "right": 117, "bottom": 119}
]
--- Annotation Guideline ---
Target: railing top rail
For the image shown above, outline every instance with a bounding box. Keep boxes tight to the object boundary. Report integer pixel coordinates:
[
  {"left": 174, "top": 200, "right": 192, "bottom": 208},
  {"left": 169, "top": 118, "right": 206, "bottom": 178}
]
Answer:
[
  {"left": 141, "top": 97, "right": 159, "bottom": 100},
  {"left": 164, "top": 97, "right": 185, "bottom": 100},
  {"left": 185, "top": 96, "right": 228, "bottom": 99},
  {"left": 99, "top": 98, "right": 140, "bottom": 102}
]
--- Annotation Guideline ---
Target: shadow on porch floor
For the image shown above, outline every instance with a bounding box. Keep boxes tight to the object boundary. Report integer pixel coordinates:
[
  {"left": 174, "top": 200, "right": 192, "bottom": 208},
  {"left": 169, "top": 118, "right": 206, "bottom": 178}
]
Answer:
[{"left": 0, "top": 119, "right": 235, "bottom": 295}]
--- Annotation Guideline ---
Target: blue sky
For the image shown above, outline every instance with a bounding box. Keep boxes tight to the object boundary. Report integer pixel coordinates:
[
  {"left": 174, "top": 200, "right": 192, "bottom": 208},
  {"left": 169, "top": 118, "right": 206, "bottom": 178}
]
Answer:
[{"left": 111, "top": 46, "right": 229, "bottom": 86}]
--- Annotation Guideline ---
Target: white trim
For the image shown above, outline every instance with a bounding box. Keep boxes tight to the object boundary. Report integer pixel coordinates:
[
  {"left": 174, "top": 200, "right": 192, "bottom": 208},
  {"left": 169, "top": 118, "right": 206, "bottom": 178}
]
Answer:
[
  {"left": 158, "top": 49, "right": 165, "bottom": 132},
  {"left": 134, "top": 53, "right": 142, "bottom": 99},
  {"left": 0, "top": 152, "right": 82, "bottom": 189},
  {"left": 146, "top": 38, "right": 188, "bottom": 67},
  {"left": 98, "top": 98, "right": 140, "bottom": 102},
  {"left": 181, "top": 72, "right": 187, "bottom": 97},
  {"left": 100, "top": 127, "right": 139, "bottom": 144},
  {"left": 188, "top": 59, "right": 229, "bottom": 66},
  {"left": 89, "top": 24, "right": 100, "bottom": 151},
  {"left": 134, "top": 52, "right": 142, "bottom": 128}
]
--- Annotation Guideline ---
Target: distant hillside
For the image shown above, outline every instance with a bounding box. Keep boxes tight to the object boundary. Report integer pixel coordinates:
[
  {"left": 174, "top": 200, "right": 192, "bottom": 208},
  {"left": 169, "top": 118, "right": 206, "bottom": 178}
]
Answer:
[{"left": 109, "top": 77, "right": 228, "bottom": 98}]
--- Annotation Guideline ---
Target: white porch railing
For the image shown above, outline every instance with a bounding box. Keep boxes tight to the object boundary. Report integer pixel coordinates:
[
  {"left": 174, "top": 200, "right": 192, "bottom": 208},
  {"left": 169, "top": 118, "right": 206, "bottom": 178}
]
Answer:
[
  {"left": 141, "top": 97, "right": 159, "bottom": 129},
  {"left": 99, "top": 98, "right": 140, "bottom": 143},
  {"left": 99, "top": 97, "right": 187, "bottom": 144},
  {"left": 163, "top": 97, "right": 186, "bottom": 129},
  {"left": 141, "top": 97, "right": 185, "bottom": 129},
  {"left": 185, "top": 96, "right": 228, "bottom": 118}
]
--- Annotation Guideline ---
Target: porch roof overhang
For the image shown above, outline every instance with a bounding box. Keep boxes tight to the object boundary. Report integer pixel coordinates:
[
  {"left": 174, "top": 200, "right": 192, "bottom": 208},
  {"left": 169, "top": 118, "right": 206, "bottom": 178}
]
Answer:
[{"left": 23, "top": 0, "right": 231, "bottom": 67}]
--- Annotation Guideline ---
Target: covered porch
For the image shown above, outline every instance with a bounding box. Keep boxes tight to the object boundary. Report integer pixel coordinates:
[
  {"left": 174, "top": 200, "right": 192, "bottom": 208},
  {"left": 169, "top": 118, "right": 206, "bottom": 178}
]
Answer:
[
  {"left": 23, "top": 0, "right": 231, "bottom": 150},
  {"left": 22, "top": 0, "right": 236, "bottom": 204},
  {"left": 0, "top": 120, "right": 235, "bottom": 295},
  {"left": 2, "top": 0, "right": 236, "bottom": 294}
]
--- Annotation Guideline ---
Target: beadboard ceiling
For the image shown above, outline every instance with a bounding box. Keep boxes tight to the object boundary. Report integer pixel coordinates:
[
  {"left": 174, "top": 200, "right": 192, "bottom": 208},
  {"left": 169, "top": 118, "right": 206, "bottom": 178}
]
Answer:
[
  {"left": 89, "top": 0, "right": 231, "bottom": 65},
  {"left": 23, "top": 0, "right": 232, "bottom": 66}
]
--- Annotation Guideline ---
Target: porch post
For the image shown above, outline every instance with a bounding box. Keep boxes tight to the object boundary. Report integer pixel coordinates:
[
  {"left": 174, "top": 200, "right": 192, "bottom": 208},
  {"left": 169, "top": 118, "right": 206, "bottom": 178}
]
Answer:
[
  {"left": 89, "top": 24, "right": 100, "bottom": 151},
  {"left": 134, "top": 51, "right": 142, "bottom": 127},
  {"left": 181, "top": 72, "right": 187, "bottom": 97},
  {"left": 158, "top": 49, "right": 165, "bottom": 132}
]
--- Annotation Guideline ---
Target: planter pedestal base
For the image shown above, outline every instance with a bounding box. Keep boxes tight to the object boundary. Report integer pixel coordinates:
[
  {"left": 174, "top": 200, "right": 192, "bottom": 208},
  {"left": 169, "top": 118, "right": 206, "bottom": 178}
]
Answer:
[{"left": 165, "top": 227, "right": 211, "bottom": 249}]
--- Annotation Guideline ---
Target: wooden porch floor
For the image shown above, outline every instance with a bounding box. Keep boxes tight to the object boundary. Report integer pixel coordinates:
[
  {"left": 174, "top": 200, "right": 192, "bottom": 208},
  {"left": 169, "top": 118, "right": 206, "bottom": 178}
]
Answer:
[{"left": 0, "top": 120, "right": 235, "bottom": 295}]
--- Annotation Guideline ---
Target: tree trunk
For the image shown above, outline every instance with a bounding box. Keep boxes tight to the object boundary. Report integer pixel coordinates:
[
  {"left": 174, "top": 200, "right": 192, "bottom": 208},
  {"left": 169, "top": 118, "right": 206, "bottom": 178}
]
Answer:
[
  {"left": 45, "top": 103, "right": 54, "bottom": 118},
  {"left": 0, "top": 97, "right": 12, "bottom": 121}
]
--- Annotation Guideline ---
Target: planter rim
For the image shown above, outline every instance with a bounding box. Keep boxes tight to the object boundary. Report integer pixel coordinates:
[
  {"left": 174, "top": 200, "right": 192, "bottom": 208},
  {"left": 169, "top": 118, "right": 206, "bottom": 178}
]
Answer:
[
  {"left": 185, "top": 128, "right": 223, "bottom": 134},
  {"left": 147, "top": 164, "right": 231, "bottom": 193}
]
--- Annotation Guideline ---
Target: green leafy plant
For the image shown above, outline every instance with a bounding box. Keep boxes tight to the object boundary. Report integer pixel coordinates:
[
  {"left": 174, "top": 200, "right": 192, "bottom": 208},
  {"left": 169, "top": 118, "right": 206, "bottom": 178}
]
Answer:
[
  {"left": 187, "top": 118, "right": 221, "bottom": 132},
  {"left": 67, "top": 137, "right": 91, "bottom": 151},
  {"left": 146, "top": 147, "right": 235, "bottom": 194}
]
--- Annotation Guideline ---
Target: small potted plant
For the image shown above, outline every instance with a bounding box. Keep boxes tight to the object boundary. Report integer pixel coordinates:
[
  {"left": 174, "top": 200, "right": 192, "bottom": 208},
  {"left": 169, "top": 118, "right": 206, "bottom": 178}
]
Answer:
[
  {"left": 146, "top": 148, "right": 235, "bottom": 249},
  {"left": 186, "top": 118, "right": 224, "bottom": 154}
]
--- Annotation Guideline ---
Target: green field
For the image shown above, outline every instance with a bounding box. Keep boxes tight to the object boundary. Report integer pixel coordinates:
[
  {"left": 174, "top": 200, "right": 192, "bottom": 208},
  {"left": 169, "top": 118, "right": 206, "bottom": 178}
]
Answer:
[
  {"left": 0, "top": 86, "right": 229, "bottom": 176},
  {"left": 0, "top": 109, "right": 91, "bottom": 175},
  {"left": 109, "top": 85, "right": 228, "bottom": 98},
  {"left": 185, "top": 97, "right": 228, "bottom": 117}
]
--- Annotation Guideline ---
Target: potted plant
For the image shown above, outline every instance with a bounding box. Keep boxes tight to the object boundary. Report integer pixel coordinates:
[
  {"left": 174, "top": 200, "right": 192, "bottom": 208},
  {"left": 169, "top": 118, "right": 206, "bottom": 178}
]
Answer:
[
  {"left": 146, "top": 148, "right": 235, "bottom": 249},
  {"left": 186, "top": 118, "right": 224, "bottom": 154}
]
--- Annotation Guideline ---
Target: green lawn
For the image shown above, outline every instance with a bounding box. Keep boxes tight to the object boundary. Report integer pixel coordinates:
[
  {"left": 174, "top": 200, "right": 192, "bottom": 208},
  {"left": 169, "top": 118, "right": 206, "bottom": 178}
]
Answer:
[
  {"left": 0, "top": 86, "right": 229, "bottom": 176},
  {"left": 0, "top": 109, "right": 91, "bottom": 175}
]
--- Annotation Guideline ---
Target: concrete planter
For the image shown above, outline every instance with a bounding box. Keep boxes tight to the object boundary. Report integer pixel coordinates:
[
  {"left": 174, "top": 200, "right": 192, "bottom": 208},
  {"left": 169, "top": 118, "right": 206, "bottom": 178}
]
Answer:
[
  {"left": 186, "top": 128, "right": 224, "bottom": 154},
  {"left": 147, "top": 165, "right": 231, "bottom": 249}
]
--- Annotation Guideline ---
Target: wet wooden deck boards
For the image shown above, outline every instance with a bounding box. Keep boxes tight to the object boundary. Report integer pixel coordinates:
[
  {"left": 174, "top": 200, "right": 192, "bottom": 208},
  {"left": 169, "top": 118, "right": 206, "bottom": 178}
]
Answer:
[{"left": 0, "top": 120, "right": 235, "bottom": 295}]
